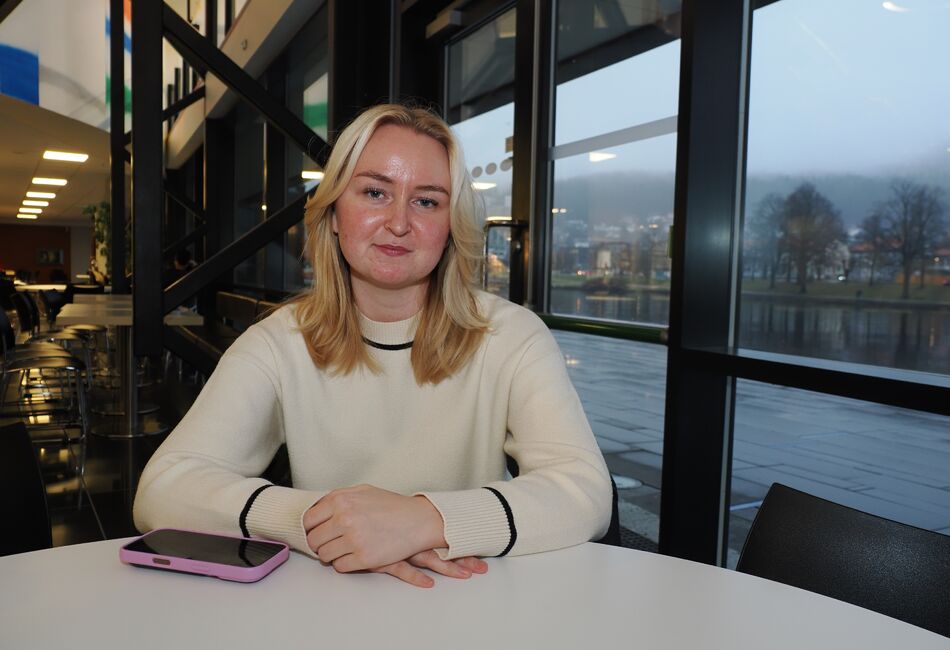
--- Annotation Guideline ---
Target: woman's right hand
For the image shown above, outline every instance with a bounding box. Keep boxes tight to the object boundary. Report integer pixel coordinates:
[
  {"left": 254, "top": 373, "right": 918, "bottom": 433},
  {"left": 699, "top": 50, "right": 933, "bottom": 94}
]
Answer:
[{"left": 372, "top": 551, "right": 488, "bottom": 588}]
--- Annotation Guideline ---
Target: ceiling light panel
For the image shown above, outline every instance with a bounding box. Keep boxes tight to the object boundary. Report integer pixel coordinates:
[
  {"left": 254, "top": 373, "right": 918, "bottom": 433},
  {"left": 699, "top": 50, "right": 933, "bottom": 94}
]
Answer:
[{"left": 43, "top": 150, "right": 89, "bottom": 162}]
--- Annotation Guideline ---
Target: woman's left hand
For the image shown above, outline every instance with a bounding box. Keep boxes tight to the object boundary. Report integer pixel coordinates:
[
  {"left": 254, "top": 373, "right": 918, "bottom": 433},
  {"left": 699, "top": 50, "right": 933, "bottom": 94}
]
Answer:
[
  {"left": 373, "top": 552, "right": 489, "bottom": 588},
  {"left": 303, "top": 484, "right": 447, "bottom": 572}
]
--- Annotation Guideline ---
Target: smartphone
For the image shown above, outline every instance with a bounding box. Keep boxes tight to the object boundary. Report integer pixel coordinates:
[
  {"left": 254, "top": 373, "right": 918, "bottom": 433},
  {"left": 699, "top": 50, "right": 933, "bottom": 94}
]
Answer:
[{"left": 120, "top": 528, "right": 289, "bottom": 583}]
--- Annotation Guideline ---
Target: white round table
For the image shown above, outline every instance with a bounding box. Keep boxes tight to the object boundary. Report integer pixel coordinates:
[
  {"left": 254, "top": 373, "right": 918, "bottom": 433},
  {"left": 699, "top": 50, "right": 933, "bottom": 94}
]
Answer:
[{"left": 1, "top": 539, "right": 946, "bottom": 649}]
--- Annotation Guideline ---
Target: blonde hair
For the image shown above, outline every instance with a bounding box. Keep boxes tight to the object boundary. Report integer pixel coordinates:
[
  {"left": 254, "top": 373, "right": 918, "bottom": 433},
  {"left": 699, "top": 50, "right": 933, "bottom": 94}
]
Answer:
[{"left": 293, "top": 103, "right": 488, "bottom": 384}]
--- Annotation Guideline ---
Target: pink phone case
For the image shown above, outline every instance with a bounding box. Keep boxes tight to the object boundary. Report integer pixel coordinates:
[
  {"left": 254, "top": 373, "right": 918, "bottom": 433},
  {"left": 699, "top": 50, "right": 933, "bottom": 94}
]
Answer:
[{"left": 119, "top": 528, "right": 289, "bottom": 583}]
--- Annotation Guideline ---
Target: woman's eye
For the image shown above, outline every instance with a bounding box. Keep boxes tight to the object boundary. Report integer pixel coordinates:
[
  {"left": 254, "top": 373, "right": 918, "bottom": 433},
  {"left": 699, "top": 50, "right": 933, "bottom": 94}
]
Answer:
[
  {"left": 417, "top": 198, "right": 438, "bottom": 208},
  {"left": 364, "top": 188, "right": 385, "bottom": 200}
]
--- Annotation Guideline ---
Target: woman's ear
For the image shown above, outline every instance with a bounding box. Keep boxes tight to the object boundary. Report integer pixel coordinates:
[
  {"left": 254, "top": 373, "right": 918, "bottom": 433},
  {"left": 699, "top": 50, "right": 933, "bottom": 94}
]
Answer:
[{"left": 331, "top": 208, "right": 338, "bottom": 235}]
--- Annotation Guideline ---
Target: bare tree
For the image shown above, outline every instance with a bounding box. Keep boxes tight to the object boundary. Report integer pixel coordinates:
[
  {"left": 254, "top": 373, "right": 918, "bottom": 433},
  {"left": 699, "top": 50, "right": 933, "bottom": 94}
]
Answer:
[
  {"left": 856, "top": 212, "right": 891, "bottom": 286},
  {"left": 781, "top": 183, "right": 846, "bottom": 294},
  {"left": 745, "top": 193, "right": 786, "bottom": 288},
  {"left": 882, "top": 180, "right": 947, "bottom": 298}
]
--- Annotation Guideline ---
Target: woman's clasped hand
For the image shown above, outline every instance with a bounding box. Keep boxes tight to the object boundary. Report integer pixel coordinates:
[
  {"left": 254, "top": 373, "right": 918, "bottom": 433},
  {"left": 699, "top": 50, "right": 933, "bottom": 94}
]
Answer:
[{"left": 303, "top": 485, "right": 487, "bottom": 587}]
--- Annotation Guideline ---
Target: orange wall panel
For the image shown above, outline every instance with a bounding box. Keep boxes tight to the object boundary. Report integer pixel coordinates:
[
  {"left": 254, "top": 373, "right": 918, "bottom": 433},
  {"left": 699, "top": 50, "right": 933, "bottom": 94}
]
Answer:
[{"left": 0, "top": 224, "right": 73, "bottom": 283}]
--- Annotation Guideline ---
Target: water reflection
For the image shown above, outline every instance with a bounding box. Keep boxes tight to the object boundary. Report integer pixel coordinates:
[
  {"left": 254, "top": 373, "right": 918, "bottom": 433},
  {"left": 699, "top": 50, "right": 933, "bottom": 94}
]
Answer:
[{"left": 550, "top": 287, "right": 949, "bottom": 375}]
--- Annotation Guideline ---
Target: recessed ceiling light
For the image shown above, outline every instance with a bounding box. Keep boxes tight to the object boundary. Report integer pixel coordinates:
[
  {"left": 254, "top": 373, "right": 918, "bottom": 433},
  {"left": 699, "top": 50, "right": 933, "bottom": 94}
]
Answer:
[
  {"left": 26, "top": 191, "right": 56, "bottom": 199},
  {"left": 472, "top": 182, "right": 496, "bottom": 190},
  {"left": 19, "top": 207, "right": 42, "bottom": 214},
  {"left": 486, "top": 215, "right": 512, "bottom": 222},
  {"left": 32, "top": 177, "right": 68, "bottom": 186},
  {"left": 17, "top": 213, "right": 39, "bottom": 220},
  {"left": 301, "top": 170, "right": 324, "bottom": 180},
  {"left": 43, "top": 150, "right": 89, "bottom": 162},
  {"left": 22, "top": 200, "right": 49, "bottom": 207},
  {"left": 589, "top": 152, "right": 617, "bottom": 162}
]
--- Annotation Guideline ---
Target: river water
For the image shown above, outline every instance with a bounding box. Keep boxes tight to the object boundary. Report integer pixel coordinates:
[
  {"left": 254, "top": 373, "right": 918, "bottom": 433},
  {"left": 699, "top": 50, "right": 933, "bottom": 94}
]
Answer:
[{"left": 549, "top": 287, "right": 950, "bottom": 376}]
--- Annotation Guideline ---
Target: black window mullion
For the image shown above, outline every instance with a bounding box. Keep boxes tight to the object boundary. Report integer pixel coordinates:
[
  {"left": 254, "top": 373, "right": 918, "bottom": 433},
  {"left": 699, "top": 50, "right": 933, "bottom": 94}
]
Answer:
[{"left": 660, "top": 0, "right": 751, "bottom": 566}]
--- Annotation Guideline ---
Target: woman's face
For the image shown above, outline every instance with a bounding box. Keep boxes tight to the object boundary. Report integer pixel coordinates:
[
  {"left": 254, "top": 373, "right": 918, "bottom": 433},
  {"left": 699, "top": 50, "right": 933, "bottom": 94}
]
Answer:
[{"left": 332, "top": 124, "right": 452, "bottom": 315}]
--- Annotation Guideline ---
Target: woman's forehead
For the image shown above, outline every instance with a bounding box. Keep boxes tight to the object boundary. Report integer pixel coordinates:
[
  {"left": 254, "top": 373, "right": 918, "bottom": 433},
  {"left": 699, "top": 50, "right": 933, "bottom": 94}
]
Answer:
[{"left": 352, "top": 124, "right": 451, "bottom": 182}]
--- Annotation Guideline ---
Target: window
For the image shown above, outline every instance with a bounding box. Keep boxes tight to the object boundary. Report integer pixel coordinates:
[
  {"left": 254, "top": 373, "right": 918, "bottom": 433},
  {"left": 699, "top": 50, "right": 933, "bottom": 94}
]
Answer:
[
  {"left": 284, "top": 7, "right": 328, "bottom": 291},
  {"left": 554, "top": 329, "right": 667, "bottom": 544},
  {"left": 232, "top": 101, "right": 265, "bottom": 288},
  {"left": 740, "top": 0, "right": 950, "bottom": 376},
  {"left": 446, "top": 8, "right": 517, "bottom": 299},
  {"left": 549, "top": 1, "right": 682, "bottom": 325},
  {"left": 729, "top": 379, "right": 950, "bottom": 568}
]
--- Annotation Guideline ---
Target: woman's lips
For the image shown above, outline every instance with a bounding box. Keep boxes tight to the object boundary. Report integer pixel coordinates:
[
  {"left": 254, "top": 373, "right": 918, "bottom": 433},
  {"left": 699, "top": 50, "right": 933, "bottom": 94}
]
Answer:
[{"left": 375, "top": 244, "right": 410, "bottom": 256}]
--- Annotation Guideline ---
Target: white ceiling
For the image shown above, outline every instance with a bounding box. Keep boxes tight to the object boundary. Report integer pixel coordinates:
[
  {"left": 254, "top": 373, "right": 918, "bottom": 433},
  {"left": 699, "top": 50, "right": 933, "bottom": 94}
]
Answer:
[{"left": 0, "top": 92, "right": 114, "bottom": 228}]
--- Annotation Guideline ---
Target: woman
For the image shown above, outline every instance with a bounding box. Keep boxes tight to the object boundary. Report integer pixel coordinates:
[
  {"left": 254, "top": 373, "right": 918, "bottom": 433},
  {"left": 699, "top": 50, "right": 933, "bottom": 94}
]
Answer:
[{"left": 133, "top": 104, "right": 611, "bottom": 587}]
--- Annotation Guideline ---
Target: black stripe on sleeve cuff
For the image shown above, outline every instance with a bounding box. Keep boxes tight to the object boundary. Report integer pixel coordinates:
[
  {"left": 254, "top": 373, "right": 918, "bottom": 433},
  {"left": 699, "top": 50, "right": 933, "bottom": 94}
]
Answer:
[
  {"left": 239, "top": 484, "right": 273, "bottom": 537},
  {"left": 483, "top": 486, "right": 517, "bottom": 557}
]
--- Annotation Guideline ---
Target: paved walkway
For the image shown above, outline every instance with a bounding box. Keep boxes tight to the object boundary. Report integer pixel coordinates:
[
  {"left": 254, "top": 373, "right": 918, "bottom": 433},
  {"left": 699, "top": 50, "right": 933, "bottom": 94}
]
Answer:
[{"left": 551, "top": 330, "right": 950, "bottom": 559}]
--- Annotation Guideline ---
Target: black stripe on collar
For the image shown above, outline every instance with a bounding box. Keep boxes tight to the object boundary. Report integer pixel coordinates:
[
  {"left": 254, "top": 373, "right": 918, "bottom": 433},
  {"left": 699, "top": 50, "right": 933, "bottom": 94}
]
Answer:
[{"left": 362, "top": 337, "right": 413, "bottom": 351}]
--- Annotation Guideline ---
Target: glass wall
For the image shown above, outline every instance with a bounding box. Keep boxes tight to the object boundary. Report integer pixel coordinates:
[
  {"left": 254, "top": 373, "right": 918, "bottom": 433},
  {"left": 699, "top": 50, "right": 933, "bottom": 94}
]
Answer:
[
  {"left": 549, "top": 1, "right": 681, "bottom": 325},
  {"left": 284, "top": 6, "right": 328, "bottom": 291},
  {"left": 730, "top": 0, "right": 950, "bottom": 564},
  {"left": 228, "top": 6, "right": 327, "bottom": 292},
  {"left": 232, "top": 100, "right": 266, "bottom": 287},
  {"left": 740, "top": 0, "right": 950, "bottom": 373},
  {"left": 554, "top": 329, "right": 667, "bottom": 544},
  {"left": 446, "top": 8, "right": 516, "bottom": 299},
  {"left": 729, "top": 380, "right": 950, "bottom": 568}
]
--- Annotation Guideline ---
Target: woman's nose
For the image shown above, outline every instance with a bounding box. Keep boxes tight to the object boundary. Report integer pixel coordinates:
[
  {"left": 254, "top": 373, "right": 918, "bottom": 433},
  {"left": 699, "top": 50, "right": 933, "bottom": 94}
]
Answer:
[{"left": 385, "top": 203, "right": 410, "bottom": 236}]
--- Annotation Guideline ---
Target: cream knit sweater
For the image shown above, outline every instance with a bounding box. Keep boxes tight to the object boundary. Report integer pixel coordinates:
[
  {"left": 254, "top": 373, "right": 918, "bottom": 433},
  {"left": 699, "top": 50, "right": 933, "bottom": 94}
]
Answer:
[{"left": 133, "top": 292, "right": 611, "bottom": 559}]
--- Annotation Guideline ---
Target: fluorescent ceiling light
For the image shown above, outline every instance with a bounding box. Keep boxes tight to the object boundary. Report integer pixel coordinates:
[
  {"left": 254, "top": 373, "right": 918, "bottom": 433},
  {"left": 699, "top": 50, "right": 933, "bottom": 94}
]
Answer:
[
  {"left": 301, "top": 170, "right": 324, "bottom": 180},
  {"left": 26, "top": 191, "right": 56, "bottom": 199},
  {"left": 43, "top": 150, "right": 89, "bottom": 162},
  {"left": 19, "top": 207, "right": 42, "bottom": 214},
  {"left": 17, "top": 213, "right": 39, "bottom": 220},
  {"left": 486, "top": 215, "right": 512, "bottom": 222},
  {"left": 588, "top": 152, "right": 617, "bottom": 163},
  {"left": 23, "top": 200, "right": 49, "bottom": 207},
  {"left": 882, "top": 1, "right": 910, "bottom": 12},
  {"left": 472, "top": 182, "right": 496, "bottom": 190},
  {"left": 32, "top": 177, "right": 68, "bottom": 186}
]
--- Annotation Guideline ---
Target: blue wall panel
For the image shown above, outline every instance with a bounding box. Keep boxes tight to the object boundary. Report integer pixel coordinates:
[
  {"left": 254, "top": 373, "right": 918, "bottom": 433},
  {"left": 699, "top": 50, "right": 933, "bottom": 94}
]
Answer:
[{"left": 0, "top": 44, "right": 39, "bottom": 104}]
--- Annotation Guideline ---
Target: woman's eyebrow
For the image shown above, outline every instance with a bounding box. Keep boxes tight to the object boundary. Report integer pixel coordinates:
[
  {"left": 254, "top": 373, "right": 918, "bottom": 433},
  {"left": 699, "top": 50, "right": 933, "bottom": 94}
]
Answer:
[
  {"left": 354, "top": 170, "right": 393, "bottom": 184},
  {"left": 355, "top": 171, "right": 447, "bottom": 195},
  {"left": 416, "top": 184, "right": 449, "bottom": 195}
]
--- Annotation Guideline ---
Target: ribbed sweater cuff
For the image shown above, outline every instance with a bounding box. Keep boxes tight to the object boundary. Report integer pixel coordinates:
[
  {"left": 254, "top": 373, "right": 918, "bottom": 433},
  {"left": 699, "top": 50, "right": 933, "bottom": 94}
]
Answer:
[
  {"left": 416, "top": 488, "right": 511, "bottom": 560},
  {"left": 245, "top": 485, "right": 324, "bottom": 558}
]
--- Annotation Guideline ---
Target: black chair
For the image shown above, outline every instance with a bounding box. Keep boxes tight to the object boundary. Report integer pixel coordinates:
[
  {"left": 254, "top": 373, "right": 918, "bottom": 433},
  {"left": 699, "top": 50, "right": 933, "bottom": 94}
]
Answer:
[
  {"left": 736, "top": 483, "right": 950, "bottom": 638},
  {"left": 0, "top": 422, "right": 53, "bottom": 556},
  {"left": 505, "top": 454, "right": 657, "bottom": 552}
]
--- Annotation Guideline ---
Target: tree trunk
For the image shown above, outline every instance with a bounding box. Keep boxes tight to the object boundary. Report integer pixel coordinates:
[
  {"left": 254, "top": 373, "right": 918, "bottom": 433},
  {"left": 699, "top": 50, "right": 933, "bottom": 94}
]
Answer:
[{"left": 901, "top": 261, "right": 911, "bottom": 299}]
